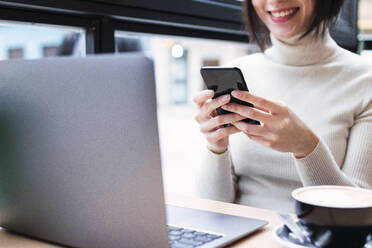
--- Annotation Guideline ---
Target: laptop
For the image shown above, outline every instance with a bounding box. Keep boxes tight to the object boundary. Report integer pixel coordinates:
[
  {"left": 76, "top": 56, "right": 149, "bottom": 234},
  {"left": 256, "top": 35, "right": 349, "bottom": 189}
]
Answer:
[{"left": 0, "top": 54, "right": 267, "bottom": 248}]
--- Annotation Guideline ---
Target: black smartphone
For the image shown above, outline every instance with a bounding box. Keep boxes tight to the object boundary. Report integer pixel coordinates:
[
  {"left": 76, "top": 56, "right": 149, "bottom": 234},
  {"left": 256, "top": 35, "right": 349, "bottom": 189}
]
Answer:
[{"left": 200, "top": 66, "right": 260, "bottom": 125}]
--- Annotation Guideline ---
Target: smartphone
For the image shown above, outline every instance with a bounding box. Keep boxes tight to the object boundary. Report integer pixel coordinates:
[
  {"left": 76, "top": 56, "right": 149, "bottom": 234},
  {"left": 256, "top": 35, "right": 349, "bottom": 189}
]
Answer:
[{"left": 200, "top": 66, "right": 260, "bottom": 125}]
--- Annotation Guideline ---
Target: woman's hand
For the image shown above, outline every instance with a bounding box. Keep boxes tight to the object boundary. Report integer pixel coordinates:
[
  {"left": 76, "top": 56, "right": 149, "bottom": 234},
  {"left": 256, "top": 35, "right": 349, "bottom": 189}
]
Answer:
[
  {"left": 193, "top": 90, "right": 246, "bottom": 154},
  {"left": 221, "top": 91, "right": 319, "bottom": 158}
]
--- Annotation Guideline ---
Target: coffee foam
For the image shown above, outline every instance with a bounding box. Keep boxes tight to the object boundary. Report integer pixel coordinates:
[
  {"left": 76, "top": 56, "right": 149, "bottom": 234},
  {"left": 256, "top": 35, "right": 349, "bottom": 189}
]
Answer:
[{"left": 292, "top": 186, "right": 372, "bottom": 208}]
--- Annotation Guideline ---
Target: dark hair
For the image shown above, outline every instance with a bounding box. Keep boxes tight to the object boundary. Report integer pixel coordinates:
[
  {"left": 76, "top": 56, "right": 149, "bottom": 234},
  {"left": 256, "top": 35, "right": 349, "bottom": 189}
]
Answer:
[{"left": 243, "top": 0, "right": 345, "bottom": 51}]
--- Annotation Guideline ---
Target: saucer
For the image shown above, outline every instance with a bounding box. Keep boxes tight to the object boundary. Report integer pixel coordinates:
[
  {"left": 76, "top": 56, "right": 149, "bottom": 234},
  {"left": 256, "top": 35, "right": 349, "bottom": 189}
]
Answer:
[{"left": 273, "top": 224, "right": 313, "bottom": 248}]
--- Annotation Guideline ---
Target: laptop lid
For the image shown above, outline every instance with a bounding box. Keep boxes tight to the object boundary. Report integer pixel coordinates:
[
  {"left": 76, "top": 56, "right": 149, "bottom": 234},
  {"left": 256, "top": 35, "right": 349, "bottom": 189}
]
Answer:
[{"left": 0, "top": 54, "right": 168, "bottom": 248}]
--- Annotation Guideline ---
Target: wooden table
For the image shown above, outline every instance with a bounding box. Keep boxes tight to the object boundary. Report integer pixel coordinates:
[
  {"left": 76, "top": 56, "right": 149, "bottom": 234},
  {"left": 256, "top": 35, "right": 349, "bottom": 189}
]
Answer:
[{"left": 0, "top": 194, "right": 285, "bottom": 247}]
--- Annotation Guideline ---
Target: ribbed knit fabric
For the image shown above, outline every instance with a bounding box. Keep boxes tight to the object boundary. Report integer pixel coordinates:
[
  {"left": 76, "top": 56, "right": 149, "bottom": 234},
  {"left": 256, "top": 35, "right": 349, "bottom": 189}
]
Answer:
[{"left": 194, "top": 31, "right": 372, "bottom": 213}]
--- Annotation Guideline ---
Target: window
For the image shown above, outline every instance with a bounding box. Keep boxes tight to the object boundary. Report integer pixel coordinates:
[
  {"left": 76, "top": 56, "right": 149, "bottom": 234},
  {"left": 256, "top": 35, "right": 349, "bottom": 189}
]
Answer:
[
  {"left": 115, "top": 30, "right": 253, "bottom": 195},
  {"left": 359, "top": 0, "right": 372, "bottom": 57},
  {"left": 0, "top": 0, "right": 367, "bottom": 197},
  {"left": 42, "top": 45, "right": 59, "bottom": 57},
  {"left": 0, "top": 21, "right": 85, "bottom": 60},
  {"left": 169, "top": 46, "right": 188, "bottom": 105},
  {"left": 7, "top": 47, "right": 24, "bottom": 59}
]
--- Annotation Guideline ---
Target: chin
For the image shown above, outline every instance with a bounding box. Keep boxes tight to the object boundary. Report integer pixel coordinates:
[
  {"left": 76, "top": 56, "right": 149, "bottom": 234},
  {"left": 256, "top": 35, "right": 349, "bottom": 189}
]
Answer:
[
  {"left": 275, "top": 33, "right": 296, "bottom": 40},
  {"left": 272, "top": 28, "right": 300, "bottom": 41}
]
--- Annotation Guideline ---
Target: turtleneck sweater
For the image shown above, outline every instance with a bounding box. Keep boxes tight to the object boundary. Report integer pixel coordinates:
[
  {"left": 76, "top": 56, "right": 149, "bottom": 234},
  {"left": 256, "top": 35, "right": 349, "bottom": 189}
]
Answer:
[{"left": 194, "top": 32, "right": 372, "bottom": 213}]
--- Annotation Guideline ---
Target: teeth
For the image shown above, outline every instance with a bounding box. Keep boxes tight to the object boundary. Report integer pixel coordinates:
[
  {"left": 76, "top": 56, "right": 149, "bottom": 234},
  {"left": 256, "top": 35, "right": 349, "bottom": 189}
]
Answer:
[{"left": 271, "top": 8, "right": 296, "bottom": 18}]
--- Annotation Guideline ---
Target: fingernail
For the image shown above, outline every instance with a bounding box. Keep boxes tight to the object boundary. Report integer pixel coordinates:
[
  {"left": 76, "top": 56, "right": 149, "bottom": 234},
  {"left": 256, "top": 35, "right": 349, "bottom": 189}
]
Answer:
[
  {"left": 222, "top": 95, "right": 230, "bottom": 102},
  {"left": 231, "top": 91, "right": 239, "bottom": 97},
  {"left": 206, "top": 90, "right": 214, "bottom": 96}
]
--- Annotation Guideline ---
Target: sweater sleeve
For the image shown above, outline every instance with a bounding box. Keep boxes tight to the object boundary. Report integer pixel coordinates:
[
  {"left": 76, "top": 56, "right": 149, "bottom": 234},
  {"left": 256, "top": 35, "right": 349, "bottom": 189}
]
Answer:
[
  {"left": 295, "top": 76, "right": 372, "bottom": 188},
  {"left": 194, "top": 147, "right": 238, "bottom": 202}
]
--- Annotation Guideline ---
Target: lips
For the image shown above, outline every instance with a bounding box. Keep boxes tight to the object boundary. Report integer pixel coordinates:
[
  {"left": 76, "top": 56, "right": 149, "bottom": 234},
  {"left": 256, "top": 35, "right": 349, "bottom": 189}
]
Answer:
[{"left": 268, "top": 7, "right": 299, "bottom": 23}]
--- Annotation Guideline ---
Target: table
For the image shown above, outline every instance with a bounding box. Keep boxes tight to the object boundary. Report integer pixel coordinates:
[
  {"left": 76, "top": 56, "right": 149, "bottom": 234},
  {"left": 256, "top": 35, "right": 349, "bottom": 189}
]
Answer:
[{"left": 0, "top": 194, "right": 285, "bottom": 247}]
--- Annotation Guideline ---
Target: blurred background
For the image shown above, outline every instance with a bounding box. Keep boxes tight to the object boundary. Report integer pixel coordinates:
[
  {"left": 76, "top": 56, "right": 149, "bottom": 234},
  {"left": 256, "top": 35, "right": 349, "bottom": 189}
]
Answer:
[{"left": 0, "top": 0, "right": 371, "bottom": 196}]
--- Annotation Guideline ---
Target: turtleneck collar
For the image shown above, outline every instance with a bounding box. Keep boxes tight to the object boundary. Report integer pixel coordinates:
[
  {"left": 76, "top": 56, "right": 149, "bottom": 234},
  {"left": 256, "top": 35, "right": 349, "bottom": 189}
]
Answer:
[{"left": 264, "top": 30, "right": 340, "bottom": 66}]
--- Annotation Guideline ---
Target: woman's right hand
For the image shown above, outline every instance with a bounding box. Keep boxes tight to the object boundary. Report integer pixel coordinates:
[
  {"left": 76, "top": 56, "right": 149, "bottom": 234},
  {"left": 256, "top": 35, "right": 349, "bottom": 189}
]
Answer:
[{"left": 193, "top": 90, "right": 245, "bottom": 154}]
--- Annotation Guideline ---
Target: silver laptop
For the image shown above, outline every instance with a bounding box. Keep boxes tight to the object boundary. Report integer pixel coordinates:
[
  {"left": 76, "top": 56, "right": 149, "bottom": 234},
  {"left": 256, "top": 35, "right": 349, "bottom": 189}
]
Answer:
[{"left": 0, "top": 54, "right": 267, "bottom": 248}]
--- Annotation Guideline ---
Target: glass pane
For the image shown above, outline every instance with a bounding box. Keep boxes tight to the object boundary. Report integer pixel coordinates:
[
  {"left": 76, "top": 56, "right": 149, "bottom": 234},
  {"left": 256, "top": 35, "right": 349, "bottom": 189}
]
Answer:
[
  {"left": 359, "top": 0, "right": 372, "bottom": 34},
  {"left": 0, "top": 21, "right": 85, "bottom": 61},
  {"left": 359, "top": 0, "right": 372, "bottom": 55},
  {"left": 115, "top": 31, "right": 256, "bottom": 196}
]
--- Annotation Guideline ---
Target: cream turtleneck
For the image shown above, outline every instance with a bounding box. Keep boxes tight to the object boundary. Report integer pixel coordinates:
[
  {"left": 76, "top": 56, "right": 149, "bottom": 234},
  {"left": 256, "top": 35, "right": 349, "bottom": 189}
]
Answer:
[
  {"left": 265, "top": 32, "right": 339, "bottom": 66},
  {"left": 194, "top": 31, "right": 372, "bottom": 213}
]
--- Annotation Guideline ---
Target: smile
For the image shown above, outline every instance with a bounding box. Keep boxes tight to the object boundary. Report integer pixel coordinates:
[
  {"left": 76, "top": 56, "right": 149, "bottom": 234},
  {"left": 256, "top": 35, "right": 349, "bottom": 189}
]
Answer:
[{"left": 268, "top": 7, "right": 299, "bottom": 23}]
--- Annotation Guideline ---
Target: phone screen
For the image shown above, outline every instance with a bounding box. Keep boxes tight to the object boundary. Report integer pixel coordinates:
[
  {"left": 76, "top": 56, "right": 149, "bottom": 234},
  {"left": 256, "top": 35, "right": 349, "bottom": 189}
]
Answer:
[
  {"left": 200, "top": 66, "right": 260, "bottom": 125},
  {"left": 200, "top": 66, "right": 248, "bottom": 97}
]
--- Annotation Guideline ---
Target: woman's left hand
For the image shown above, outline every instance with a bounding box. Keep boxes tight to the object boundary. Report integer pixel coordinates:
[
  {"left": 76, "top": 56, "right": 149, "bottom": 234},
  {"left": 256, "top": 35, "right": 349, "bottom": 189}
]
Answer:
[{"left": 221, "top": 90, "right": 319, "bottom": 158}]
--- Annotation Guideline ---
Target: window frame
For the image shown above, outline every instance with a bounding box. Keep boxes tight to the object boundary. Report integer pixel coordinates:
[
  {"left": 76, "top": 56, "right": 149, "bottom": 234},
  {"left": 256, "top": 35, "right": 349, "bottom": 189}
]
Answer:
[
  {"left": 0, "top": 0, "right": 364, "bottom": 54},
  {"left": 0, "top": 0, "right": 249, "bottom": 52}
]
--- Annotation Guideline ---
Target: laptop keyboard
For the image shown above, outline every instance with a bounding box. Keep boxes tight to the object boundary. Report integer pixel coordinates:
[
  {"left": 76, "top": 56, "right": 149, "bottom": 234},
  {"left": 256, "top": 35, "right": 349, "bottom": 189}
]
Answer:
[{"left": 168, "top": 225, "right": 223, "bottom": 248}]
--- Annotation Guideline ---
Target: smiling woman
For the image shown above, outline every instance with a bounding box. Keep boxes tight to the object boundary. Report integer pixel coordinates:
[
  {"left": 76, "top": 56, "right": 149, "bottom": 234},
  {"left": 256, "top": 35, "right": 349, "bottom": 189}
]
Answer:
[
  {"left": 244, "top": 0, "right": 344, "bottom": 50},
  {"left": 193, "top": 0, "right": 372, "bottom": 212}
]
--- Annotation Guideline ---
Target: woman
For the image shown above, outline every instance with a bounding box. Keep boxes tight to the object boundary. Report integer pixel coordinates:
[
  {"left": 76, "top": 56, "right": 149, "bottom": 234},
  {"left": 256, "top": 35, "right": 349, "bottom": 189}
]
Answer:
[{"left": 193, "top": 0, "right": 372, "bottom": 212}]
